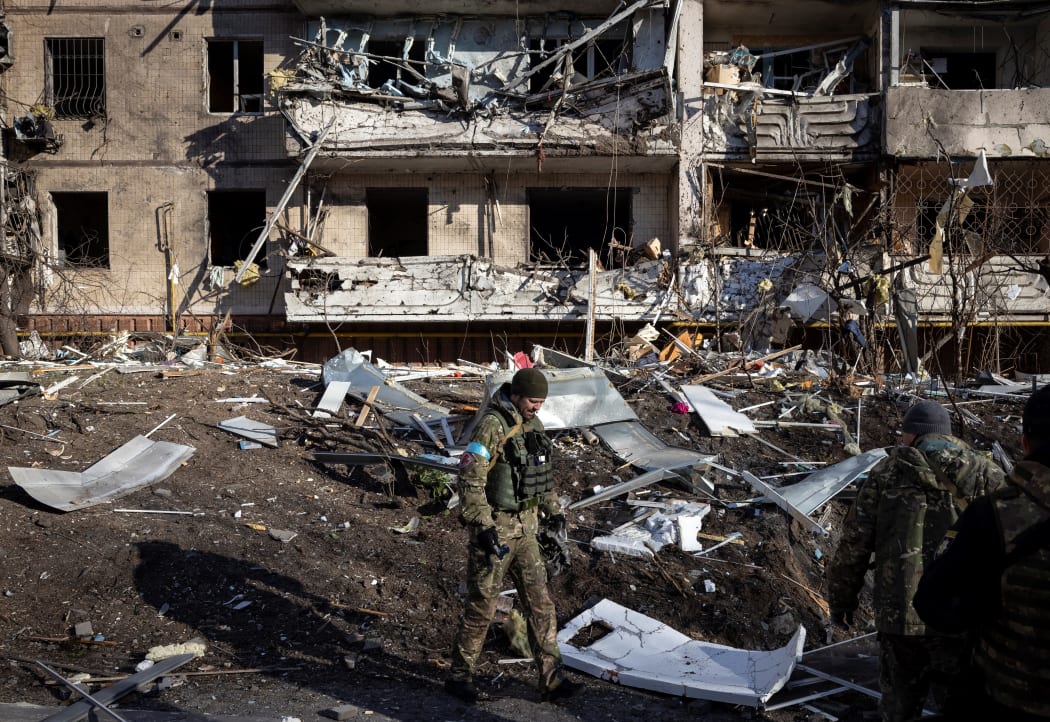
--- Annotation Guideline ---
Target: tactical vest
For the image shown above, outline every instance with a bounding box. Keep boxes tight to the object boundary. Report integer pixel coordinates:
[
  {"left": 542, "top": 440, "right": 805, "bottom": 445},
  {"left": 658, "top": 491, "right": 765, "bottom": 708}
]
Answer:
[
  {"left": 975, "top": 464, "right": 1050, "bottom": 717},
  {"left": 483, "top": 406, "right": 554, "bottom": 512}
]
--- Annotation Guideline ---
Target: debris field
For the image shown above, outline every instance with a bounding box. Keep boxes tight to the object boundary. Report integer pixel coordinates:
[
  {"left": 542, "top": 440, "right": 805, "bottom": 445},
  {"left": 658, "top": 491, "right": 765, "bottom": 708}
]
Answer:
[{"left": 0, "top": 341, "right": 1032, "bottom": 721}]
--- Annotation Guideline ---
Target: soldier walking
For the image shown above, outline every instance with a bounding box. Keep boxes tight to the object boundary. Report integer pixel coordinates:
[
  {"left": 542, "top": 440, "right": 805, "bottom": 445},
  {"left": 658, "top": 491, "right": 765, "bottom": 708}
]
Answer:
[
  {"left": 445, "top": 367, "right": 580, "bottom": 704},
  {"left": 826, "top": 400, "right": 1004, "bottom": 722}
]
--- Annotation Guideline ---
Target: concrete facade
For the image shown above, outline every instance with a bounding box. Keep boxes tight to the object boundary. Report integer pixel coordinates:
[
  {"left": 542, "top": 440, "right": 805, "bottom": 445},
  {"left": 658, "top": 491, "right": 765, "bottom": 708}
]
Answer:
[
  {"left": 3, "top": 0, "right": 1050, "bottom": 366},
  {"left": 3, "top": 0, "right": 301, "bottom": 330}
]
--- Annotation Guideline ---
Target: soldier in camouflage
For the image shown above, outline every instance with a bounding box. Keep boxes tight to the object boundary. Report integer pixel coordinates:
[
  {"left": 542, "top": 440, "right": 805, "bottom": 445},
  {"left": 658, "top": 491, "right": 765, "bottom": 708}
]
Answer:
[
  {"left": 445, "top": 367, "right": 580, "bottom": 704},
  {"left": 915, "top": 384, "right": 1050, "bottom": 721},
  {"left": 826, "top": 400, "right": 1005, "bottom": 722}
]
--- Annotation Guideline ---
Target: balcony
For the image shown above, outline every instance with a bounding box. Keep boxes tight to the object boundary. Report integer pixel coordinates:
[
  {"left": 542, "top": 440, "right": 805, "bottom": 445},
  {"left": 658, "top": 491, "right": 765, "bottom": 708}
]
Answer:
[{"left": 886, "top": 87, "right": 1050, "bottom": 159}]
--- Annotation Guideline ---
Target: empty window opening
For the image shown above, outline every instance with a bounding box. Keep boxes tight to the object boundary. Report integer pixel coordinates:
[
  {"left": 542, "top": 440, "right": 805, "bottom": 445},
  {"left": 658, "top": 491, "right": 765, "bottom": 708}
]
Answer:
[
  {"left": 53, "top": 191, "right": 109, "bottom": 267},
  {"left": 367, "top": 189, "right": 428, "bottom": 257},
  {"left": 46, "top": 37, "right": 105, "bottom": 118},
  {"left": 748, "top": 42, "right": 870, "bottom": 93},
  {"left": 761, "top": 49, "right": 822, "bottom": 92},
  {"left": 366, "top": 39, "right": 425, "bottom": 92},
  {"left": 208, "top": 190, "right": 267, "bottom": 267},
  {"left": 528, "top": 33, "right": 630, "bottom": 93},
  {"left": 528, "top": 188, "right": 631, "bottom": 265},
  {"left": 919, "top": 50, "right": 997, "bottom": 90},
  {"left": 727, "top": 202, "right": 818, "bottom": 250},
  {"left": 208, "top": 39, "right": 264, "bottom": 113}
]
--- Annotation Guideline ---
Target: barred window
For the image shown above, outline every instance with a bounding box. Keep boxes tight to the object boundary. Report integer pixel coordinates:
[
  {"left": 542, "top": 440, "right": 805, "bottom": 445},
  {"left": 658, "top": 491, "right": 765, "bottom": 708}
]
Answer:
[{"left": 45, "top": 38, "right": 105, "bottom": 119}]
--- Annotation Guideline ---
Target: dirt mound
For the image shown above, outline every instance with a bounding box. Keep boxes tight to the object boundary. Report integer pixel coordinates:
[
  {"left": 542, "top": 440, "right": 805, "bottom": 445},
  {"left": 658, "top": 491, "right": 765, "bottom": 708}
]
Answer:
[{"left": 0, "top": 359, "right": 1024, "bottom": 721}]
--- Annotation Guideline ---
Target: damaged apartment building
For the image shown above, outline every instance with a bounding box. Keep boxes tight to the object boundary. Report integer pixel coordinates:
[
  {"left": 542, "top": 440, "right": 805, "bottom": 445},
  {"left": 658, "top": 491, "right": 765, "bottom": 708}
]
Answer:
[{"left": 1, "top": 0, "right": 1049, "bottom": 368}]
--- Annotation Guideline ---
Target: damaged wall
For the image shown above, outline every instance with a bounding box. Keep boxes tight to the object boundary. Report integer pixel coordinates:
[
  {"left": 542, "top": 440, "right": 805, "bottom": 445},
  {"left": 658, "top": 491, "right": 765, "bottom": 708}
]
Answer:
[
  {"left": 885, "top": 88, "right": 1050, "bottom": 158},
  {"left": 4, "top": 1, "right": 301, "bottom": 328},
  {"left": 279, "top": 6, "right": 676, "bottom": 161},
  {"left": 309, "top": 171, "right": 670, "bottom": 267},
  {"left": 6, "top": 0, "right": 1050, "bottom": 353}
]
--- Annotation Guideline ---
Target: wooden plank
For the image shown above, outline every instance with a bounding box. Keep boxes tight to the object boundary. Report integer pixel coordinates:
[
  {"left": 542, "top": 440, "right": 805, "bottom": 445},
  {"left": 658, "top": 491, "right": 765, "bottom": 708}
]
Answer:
[{"left": 354, "top": 386, "right": 380, "bottom": 427}]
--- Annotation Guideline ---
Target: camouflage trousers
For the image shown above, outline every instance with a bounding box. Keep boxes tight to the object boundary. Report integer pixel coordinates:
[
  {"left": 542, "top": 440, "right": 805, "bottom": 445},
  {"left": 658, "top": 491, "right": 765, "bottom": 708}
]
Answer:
[
  {"left": 878, "top": 632, "right": 972, "bottom": 722},
  {"left": 450, "top": 508, "right": 562, "bottom": 691}
]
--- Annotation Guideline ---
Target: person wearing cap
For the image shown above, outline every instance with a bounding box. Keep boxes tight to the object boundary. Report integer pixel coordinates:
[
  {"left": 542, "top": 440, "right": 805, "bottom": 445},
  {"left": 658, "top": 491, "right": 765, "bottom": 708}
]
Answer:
[
  {"left": 914, "top": 384, "right": 1050, "bottom": 721},
  {"left": 445, "top": 367, "right": 580, "bottom": 705},
  {"left": 826, "top": 400, "right": 1005, "bottom": 722}
]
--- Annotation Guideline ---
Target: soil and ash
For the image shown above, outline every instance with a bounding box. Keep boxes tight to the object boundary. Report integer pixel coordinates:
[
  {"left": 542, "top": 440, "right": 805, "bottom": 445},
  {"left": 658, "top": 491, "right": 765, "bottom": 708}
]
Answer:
[{"left": 0, "top": 354, "right": 1024, "bottom": 721}]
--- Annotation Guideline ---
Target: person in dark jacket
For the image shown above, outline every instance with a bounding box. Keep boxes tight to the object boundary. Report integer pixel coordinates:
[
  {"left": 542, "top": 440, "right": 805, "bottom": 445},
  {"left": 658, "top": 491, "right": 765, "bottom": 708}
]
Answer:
[
  {"left": 914, "top": 384, "right": 1050, "bottom": 721},
  {"left": 826, "top": 400, "right": 1004, "bottom": 722},
  {"left": 445, "top": 368, "right": 580, "bottom": 704}
]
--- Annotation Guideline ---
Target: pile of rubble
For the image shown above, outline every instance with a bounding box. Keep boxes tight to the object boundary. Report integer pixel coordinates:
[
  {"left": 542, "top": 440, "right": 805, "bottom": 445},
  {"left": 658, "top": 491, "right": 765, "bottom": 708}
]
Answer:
[{"left": 0, "top": 333, "right": 1037, "bottom": 721}]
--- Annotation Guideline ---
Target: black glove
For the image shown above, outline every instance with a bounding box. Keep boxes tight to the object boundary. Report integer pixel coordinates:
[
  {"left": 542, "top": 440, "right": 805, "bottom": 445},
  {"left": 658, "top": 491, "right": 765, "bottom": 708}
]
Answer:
[
  {"left": 546, "top": 514, "right": 567, "bottom": 539},
  {"left": 830, "top": 608, "right": 854, "bottom": 629},
  {"left": 477, "top": 526, "right": 508, "bottom": 560}
]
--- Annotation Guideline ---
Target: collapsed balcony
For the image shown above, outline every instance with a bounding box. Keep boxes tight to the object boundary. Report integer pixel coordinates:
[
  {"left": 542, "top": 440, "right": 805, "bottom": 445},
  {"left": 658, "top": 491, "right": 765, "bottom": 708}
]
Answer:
[
  {"left": 274, "top": 4, "right": 677, "bottom": 170},
  {"left": 697, "top": 38, "right": 880, "bottom": 161}
]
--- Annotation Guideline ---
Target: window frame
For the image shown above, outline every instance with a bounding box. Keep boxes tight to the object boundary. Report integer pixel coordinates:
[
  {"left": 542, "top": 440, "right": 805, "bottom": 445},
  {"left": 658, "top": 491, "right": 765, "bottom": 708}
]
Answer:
[
  {"left": 206, "top": 38, "right": 265, "bottom": 114},
  {"left": 44, "top": 37, "right": 106, "bottom": 119},
  {"left": 52, "top": 190, "right": 110, "bottom": 268},
  {"left": 207, "top": 189, "right": 268, "bottom": 268}
]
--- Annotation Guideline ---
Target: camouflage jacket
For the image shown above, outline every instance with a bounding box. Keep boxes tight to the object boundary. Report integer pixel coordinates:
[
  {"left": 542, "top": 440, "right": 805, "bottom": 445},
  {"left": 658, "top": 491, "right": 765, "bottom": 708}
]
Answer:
[
  {"left": 826, "top": 433, "right": 1005, "bottom": 634},
  {"left": 457, "top": 385, "right": 560, "bottom": 538},
  {"left": 913, "top": 452, "right": 1050, "bottom": 715}
]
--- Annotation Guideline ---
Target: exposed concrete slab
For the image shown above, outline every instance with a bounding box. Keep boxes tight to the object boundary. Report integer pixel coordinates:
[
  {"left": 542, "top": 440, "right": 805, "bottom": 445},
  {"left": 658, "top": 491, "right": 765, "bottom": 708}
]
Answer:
[{"left": 886, "top": 87, "right": 1050, "bottom": 158}]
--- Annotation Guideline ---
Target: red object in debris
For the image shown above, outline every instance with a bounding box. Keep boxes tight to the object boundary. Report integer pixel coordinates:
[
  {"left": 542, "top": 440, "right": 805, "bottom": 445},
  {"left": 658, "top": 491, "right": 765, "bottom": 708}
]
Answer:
[
  {"left": 671, "top": 401, "right": 691, "bottom": 414},
  {"left": 513, "top": 352, "right": 533, "bottom": 369}
]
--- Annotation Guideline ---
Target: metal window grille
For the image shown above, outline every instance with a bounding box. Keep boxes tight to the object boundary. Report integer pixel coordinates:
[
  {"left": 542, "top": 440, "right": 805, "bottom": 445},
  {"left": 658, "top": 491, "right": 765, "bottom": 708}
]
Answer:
[
  {"left": 45, "top": 37, "right": 105, "bottom": 118},
  {"left": 891, "top": 162, "right": 1050, "bottom": 255}
]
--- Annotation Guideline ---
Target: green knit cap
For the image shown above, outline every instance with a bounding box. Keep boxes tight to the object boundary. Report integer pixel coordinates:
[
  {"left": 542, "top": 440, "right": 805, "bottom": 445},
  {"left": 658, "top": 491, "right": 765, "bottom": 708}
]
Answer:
[{"left": 511, "top": 368, "right": 548, "bottom": 399}]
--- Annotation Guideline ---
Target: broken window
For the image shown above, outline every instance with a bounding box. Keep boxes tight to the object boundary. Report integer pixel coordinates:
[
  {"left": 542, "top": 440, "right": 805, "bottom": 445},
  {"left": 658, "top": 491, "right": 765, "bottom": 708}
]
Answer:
[
  {"left": 53, "top": 191, "right": 109, "bottom": 267},
  {"left": 207, "top": 40, "right": 264, "bottom": 113},
  {"left": 207, "top": 190, "right": 267, "bottom": 267},
  {"left": 367, "top": 189, "right": 427, "bottom": 257},
  {"left": 528, "top": 33, "right": 631, "bottom": 93},
  {"left": 527, "top": 188, "right": 631, "bottom": 265},
  {"left": 748, "top": 40, "right": 870, "bottom": 93},
  {"left": 365, "top": 39, "right": 425, "bottom": 93},
  {"left": 45, "top": 38, "right": 105, "bottom": 118},
  {"left": 919, "top": 50, "right": 996, "bottom": 90},
  {"left": 727, "top": 201, "right": 818, "bottom": 250}
]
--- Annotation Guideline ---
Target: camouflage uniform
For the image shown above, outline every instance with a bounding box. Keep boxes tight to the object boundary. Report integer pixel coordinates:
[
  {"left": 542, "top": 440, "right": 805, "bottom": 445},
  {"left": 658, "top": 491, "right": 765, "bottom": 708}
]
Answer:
[
  {"left": 915, "top": 453, "right": 1050, "bottom": 720},
  {"left": 449, "top": 384, "right": 565, "bottom": 693},
  {"left": 826, "top": 433, "right": 1005, "bottom": 722}
]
